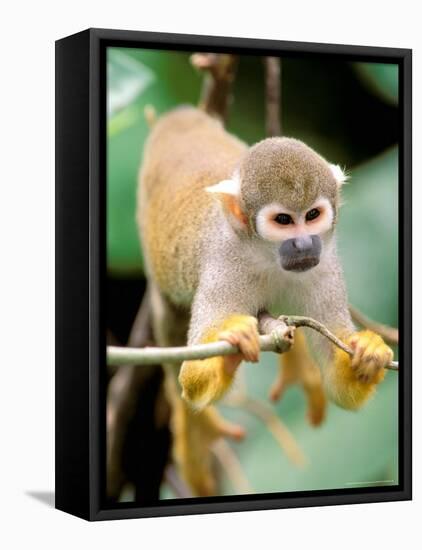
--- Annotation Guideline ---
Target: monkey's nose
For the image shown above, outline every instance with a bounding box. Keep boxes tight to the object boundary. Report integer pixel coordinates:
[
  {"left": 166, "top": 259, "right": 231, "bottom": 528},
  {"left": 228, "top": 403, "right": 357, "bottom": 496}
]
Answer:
[{"left": 292, "top": 235, "right": 313, "bottom": 252}]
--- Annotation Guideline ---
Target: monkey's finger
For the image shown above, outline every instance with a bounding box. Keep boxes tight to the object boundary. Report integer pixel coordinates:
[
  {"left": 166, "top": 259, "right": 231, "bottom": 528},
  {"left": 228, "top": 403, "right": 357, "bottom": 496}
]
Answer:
[
  {"left": 381, "top": 347, "right": 394, "bottom": 368},
  {"left": 350, "top": 346, "right": 364, "bottom": 368},
  {"left": 350, "top": 342, "right": 369, "bottom": 367},
  {"left": 240, "top": 339, "right": 258, "bottom": 362},
  {"left": 241, "top": 333, "right": 260, "bottom": 362},
  {"left": 349, "top": 331, "right": 379, "bottom": 368},
  {"left": 356, "top": 336, "right": 387, "bottom": 372},
  {"left": 362, "top": 347, "right": 392, "bottom": 382},
  {"left": 222, "top": 330, "right": 258, "bottom": 362},
  {"left": 219, "top": 331, "right": 245, "bottom": 354},
  {"left": 360, "top": 334, "right": 382, "bottom": 357},
  {"left": 355, "top": 357, "right": 387, "bottom": 385},
  {"left": 363, "top": 340, "right": 393, "bottom": 367},
  {"left": 250, "top": 334, "right": 261, "bottom": 361},
  {"left": 350, "top": 335, "right": 376, "bottom": 367},
  {"left": 243, "top": 328, "right": 261, "bottom": 361},
  {"left": 357, "top": 361, "right": 385, "bottom": 384},
  {"left": 219, "top": 331, "right": 244, "bottom": 354},
  {"left": 348, "top": 333, "right": 363, "bottom": 363},
  {"left": 219, "top": 331, "right": 238, "bottom": 345},
  {"left": 219, "top": 327, "right": 260, "bottom": 363}
]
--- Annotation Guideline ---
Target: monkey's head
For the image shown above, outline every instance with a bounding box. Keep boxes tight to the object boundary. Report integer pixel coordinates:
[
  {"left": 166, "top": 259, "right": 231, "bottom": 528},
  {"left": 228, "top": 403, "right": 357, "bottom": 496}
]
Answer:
[{"left": 207, "top": 137, "right": 347, "bottom": 273}]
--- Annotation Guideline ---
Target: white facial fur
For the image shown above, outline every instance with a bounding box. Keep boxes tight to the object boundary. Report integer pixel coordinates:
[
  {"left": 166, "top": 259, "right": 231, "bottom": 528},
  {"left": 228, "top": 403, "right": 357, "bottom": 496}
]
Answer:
[{"left": 255, "top": 197, "right": 334, "bottom": 242}]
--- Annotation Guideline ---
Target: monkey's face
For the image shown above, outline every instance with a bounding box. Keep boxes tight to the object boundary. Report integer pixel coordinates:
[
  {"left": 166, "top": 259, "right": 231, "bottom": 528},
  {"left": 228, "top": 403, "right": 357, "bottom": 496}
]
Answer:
[
  {"left": 232, "top": 138, "right": 347, "bottom": 273},
  {"left": 206, "top": 137, "right": 346, "bottom": 274},
  {"left": 254, "top": 197, "right": 335, "bottom": 272}
]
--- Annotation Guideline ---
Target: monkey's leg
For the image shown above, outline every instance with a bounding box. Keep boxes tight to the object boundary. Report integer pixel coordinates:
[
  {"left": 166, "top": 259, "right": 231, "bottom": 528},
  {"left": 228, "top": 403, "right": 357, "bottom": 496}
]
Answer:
[
  {"left": 172, "top": 398, "right": 245, "bottom": 496},
  {"left": 150, "top": 286, "right": 245, "bottom": 496},
  {"left": 270, "top": 329, "right": 327, "bottom": 426}
]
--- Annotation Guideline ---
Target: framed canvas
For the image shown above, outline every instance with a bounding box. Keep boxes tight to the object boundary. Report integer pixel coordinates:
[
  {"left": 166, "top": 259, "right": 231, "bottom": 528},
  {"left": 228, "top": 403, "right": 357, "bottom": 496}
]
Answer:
[{"left": 55, "top": 28, "right": 412, "bottom": 521}]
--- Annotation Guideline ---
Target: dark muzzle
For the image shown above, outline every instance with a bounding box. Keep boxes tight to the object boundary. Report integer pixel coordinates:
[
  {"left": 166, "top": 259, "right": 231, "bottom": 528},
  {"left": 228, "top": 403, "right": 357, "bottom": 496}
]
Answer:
[{"left": 279, "top": 235, "right": 322, "bottom": 272}]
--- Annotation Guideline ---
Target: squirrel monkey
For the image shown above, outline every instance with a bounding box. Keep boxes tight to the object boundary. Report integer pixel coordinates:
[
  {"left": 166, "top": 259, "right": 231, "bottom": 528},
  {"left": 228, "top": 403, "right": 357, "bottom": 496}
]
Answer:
[{"left": 137, "top": 106, "right": 393, "bottom": 494}]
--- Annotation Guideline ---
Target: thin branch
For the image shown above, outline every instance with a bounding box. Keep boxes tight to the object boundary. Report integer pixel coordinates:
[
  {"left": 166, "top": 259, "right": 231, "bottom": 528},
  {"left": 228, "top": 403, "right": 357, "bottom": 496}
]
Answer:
[
  {"left": 106, "top": 286, "right": 166, "bottom": 500},
  {"left": 126, "top": 286, "right": 154, "bottom": 347},
  {"left": 234, "top": 397, "right": 307, "bottom": 468},
  {"left": 106, "top": 329, "right": 120, "bottom": 377},
  {"left": 107, "top": 320, "right": 293, "bottom": 366},
  {"left": 264, "top": 57, "right": 282, "bottom": 136},
  {"left": 107, "top": 314, "right": 398, "bottom": 371},
  {"left": 191, "top": 53, "right": 238, "bottom": 124},
  {"left": 349, "top": 304, "right": 399, "bottom": 345},
  {"left": 212, "top": 439, "right": 253, "bottom": 495},
  {"left": 280, "top": 315, "right": 399, "bottom": 371}
]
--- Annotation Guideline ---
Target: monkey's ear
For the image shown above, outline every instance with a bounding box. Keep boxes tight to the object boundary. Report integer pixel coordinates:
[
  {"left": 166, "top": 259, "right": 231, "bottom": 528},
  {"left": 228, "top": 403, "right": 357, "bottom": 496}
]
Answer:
[
  {"left": 205, "top": 178, "right": 240, "bottom": 196},
  {"left": 205, "top": 178, "right": 247, "bottom": 228},
  {"left": 329, "top": 164, "right": 348, "bottom": 187}
]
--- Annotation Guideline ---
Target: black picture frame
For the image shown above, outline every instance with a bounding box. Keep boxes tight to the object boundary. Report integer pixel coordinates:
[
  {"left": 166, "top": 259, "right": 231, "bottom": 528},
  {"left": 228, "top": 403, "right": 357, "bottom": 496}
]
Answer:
[{"left": 55, "top": 28, "right": 412, "bottom": 521}]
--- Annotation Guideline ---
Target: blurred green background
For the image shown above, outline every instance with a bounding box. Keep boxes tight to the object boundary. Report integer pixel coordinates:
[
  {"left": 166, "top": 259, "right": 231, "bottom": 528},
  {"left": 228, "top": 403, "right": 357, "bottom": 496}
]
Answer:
[{"left": 107, "top": 47, "right": 399, "bottom": 498}]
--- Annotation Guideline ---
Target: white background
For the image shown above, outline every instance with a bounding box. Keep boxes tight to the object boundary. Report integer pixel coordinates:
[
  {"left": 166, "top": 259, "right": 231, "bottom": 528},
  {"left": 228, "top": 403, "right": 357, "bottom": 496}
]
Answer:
[{"left": 0, "top": 1, "right": 420, "bottom": 548}]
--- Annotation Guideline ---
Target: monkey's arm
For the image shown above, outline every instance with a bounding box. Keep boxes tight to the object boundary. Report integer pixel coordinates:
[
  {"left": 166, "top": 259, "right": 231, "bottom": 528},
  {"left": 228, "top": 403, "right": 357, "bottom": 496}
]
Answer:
[
  {"left": 295, "top": 258, "right": 393, "bottom": 410},
  {"left": 179, "top": 268, "right": 260, "bottom": 410}
]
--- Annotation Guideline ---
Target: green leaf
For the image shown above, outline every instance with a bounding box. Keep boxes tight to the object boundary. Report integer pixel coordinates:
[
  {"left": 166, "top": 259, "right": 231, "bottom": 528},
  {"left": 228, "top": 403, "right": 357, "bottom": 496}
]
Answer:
[
  {"left": 353, "top": 63, "right": 398, "bottom": 105},
  {"left": 107, "top": 49, "right": 155, "bottom": 118},
  {"left": 337, "top": 147, "right": 399, "bottom": 326},
  {"left": 107, "top": 49, "right": 201, "bottom": 275}
]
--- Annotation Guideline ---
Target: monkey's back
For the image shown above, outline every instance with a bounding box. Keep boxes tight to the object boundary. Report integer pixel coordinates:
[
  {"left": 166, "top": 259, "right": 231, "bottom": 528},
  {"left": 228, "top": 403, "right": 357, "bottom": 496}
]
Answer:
[{"left": 138, "top": 106, "right": 247, "bottom": 306}]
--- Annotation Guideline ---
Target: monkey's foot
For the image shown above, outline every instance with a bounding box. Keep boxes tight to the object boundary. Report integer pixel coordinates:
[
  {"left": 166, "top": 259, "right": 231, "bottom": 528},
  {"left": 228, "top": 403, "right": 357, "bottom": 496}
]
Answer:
[
  {"left": 326, "top": 330, "right": 393, "bottom": 410},
  {"left": 269, "top": 358, "right": 298, "bottom": 402},
  {"left": 270, "top": 356, "right": 326, "bottom": 426},
  {"left": 179, "top": 315, "right": 259, "bottom": 409},
  {"left": 173, "top": 403, "right": 245, "bottom": 496}
]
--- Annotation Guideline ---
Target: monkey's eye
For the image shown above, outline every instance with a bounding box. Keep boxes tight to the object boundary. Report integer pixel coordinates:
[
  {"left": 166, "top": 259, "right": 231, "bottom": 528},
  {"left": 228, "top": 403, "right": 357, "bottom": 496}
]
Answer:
[
  {"left": 305, "top": 208, "right": 321, "bottom": 222},
  {"left": 274, "top": 213, "right": 293, "bottom": 225}
]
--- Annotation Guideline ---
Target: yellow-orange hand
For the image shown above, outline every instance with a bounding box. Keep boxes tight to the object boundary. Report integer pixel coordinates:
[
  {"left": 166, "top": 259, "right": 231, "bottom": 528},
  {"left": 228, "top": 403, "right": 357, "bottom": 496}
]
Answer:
[
  {"left": 179, "top": 315, "right": 259, "bottom": 409},
  {"left": 347, "top": 330, "right": 393, "bottom": 383},
  {"left": 218, "top": 314, "right": 260, "bottom": 368},
  {"left": 326, "top": 330, "right": 393, "bottom": 410}
]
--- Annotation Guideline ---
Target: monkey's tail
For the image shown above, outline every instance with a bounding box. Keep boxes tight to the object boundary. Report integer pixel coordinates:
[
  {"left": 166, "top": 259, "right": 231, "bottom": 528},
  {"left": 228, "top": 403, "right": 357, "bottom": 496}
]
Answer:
[{"left": 144, "top": 105, "right": 157, "bottom": 129}]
